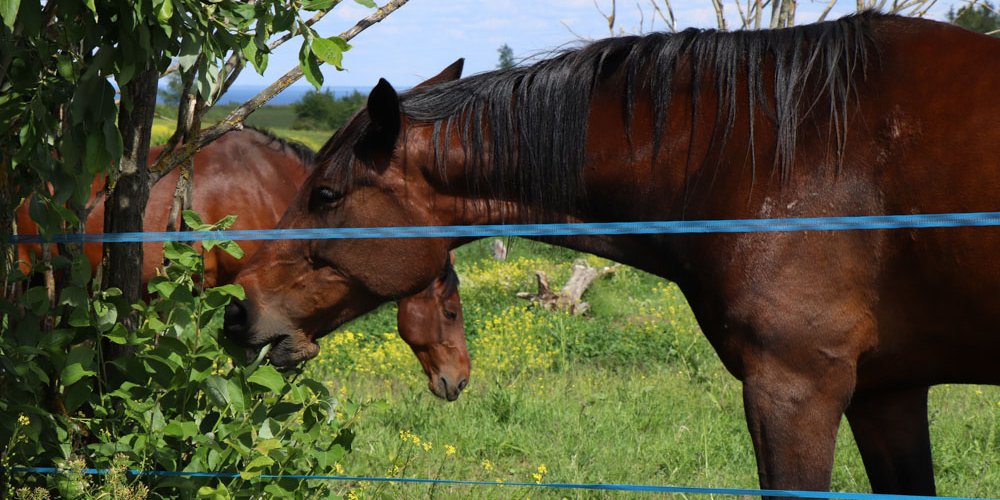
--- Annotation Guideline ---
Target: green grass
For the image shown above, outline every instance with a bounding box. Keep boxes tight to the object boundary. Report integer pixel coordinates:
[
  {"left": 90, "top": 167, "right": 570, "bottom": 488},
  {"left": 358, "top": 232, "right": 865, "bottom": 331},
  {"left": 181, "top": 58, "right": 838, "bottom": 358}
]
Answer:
[
  {"left": 299, "top": 239, "right": 1000, "bottom": 499},
  {"left": 152, "top": 105, "right": 333, "bottom": 150}
]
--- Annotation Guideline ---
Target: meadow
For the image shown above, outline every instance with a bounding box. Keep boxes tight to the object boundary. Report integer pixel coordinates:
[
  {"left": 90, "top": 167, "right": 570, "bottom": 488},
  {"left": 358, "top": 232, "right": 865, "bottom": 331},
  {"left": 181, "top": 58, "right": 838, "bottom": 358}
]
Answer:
[
  {"left": 300, "top": 238, "right": 1000, "bottom": 499},
  {"left": 150, "top": 111, "right": 999, "bottom": 499}
]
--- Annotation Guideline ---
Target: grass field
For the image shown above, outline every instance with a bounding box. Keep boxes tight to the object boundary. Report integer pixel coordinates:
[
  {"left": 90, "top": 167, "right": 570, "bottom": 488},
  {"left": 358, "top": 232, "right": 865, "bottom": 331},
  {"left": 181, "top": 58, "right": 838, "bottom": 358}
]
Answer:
[
  {"left": 298, "top": 238, "right": 1000, "bottom": 499},
  {"left": 152, "top": 105, "right": 333, "bottom": 150}
]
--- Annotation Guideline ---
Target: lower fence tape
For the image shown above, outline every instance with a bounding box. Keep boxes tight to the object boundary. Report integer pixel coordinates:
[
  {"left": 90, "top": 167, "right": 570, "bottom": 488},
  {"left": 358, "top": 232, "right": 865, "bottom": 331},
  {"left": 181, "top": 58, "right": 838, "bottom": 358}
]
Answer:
[{"left": 8, "top": 466, "right": 976, "bottom": 500}]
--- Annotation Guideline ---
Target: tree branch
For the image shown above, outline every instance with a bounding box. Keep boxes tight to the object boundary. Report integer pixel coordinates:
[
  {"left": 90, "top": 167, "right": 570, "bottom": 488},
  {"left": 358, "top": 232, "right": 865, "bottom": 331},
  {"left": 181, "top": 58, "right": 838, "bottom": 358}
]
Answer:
[
  {"left": 161, "top": 8, "right": 333, "bottom": 79},
  {"left": 150, "top": 0, "right": 410, "bottom": 184}
]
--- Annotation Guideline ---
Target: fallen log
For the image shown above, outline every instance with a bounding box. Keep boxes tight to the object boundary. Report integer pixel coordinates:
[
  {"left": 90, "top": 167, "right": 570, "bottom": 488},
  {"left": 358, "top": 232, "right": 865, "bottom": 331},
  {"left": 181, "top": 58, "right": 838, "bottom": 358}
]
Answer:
[{"left": 516, "top": 259, "right": 618, "bottom": 314}]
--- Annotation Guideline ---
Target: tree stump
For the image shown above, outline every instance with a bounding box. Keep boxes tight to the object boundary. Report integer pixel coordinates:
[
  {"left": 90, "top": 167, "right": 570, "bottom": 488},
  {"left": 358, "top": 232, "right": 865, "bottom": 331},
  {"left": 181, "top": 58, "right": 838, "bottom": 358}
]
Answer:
[{"left": 516, "top": 259, "right": 618, "bottom": 314}]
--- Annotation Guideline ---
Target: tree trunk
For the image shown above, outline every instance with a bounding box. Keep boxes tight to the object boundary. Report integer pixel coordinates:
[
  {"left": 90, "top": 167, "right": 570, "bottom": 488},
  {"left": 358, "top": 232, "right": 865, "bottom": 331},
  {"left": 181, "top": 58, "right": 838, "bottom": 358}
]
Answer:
[
  {"left": 0, "top": 161, "right": 14, "bottom": 302},
  {"left": 103, "top": 67, "right": 158, "bottom": 348}
]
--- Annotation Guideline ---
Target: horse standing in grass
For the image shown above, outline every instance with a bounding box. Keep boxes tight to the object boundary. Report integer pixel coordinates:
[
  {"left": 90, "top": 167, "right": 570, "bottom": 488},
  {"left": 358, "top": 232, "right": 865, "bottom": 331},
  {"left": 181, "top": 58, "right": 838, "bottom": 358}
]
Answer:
[
  {"left": 16, "top": 128, "right": 469, "bottom": 400},
  {"left": 224, "top": 14, "right": 1000, "bottom": 494}
]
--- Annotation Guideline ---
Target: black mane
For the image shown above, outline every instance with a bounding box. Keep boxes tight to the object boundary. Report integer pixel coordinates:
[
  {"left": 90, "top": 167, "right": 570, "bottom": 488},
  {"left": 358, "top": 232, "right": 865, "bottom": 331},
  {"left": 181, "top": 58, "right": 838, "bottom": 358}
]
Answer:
[
  {"left": 246, "top": 125, "right": 317, "bottom": 168},
  {"left": 338, "top": 12, "right": 881, "bottom": 216}
]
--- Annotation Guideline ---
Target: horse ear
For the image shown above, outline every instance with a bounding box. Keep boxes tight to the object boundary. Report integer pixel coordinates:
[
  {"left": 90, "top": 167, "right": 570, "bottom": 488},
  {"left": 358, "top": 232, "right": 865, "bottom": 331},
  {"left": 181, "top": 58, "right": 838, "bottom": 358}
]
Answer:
[
  {"left": 356, "top": 78, "right": 401, "bottom": 163},
  {"left": 415, "top": 58, "right": 465, "bottom": 89}
]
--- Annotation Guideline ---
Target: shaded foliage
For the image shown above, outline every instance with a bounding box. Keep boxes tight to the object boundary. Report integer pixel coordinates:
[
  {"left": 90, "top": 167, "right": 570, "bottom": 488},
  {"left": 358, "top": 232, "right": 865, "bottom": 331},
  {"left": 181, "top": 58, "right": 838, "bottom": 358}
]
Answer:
[
  {"left": 948, "top": 1, "right": 1000, "bottom": 36},
  {"left": 293, "top": 89, "right": 366, "bottom": 130}
]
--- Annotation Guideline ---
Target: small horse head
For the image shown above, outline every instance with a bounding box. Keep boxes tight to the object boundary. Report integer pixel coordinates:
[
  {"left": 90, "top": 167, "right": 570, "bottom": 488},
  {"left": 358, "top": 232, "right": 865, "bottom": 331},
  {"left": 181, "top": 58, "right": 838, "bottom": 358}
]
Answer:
[
  {"left": 224, "top": 60, "right": 468, "bottom": 368},
  {"left": 397, "top": 254, "right": 469, "bottom": 401}
]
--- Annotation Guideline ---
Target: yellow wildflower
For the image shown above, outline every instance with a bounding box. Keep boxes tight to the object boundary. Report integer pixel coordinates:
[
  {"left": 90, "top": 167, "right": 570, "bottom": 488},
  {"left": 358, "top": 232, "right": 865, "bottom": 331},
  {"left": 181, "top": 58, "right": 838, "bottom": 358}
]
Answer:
[
  {"left": 422, "top": 441, "right": 433, "bottom": 452},
  {"left": 334, "top": 463, "right": 345, "bottom": 474},
  {"left": 445, "top": 444, "right": 456, "bottom": 456},
  {"left": 537, "top": 464, "right": 548, "bottom": 475},
  {"left": 481, "top": 459, "right": 494, "bottom": 471},
  {"left": 17, "top": 415, "right": 30, "bottom": 426}
]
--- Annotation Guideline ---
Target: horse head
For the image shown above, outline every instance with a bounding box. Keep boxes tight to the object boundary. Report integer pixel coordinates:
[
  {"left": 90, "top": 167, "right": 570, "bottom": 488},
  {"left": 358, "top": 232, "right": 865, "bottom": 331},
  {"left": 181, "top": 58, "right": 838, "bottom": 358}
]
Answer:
[{"left": 224, "top": 60, "right": 468, "bottom": 368}]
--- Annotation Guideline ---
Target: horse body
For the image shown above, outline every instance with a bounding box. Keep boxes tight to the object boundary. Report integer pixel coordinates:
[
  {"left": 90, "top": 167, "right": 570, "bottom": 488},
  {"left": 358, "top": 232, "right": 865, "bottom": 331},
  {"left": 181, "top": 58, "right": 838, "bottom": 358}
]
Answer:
[{"left": 226, "top": 14, "right": 999, "bottom": 493}]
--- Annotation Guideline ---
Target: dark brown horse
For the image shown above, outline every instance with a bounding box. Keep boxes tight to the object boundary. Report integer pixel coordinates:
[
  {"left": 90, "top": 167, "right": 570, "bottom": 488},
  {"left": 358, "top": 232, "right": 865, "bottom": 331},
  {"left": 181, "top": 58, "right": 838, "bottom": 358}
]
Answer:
[
  {"left": 224, "top": 13, "right": 1000, "bottom": 494},
  {"left": 16, "top": 128, "right": 470, "bottom": 400}
]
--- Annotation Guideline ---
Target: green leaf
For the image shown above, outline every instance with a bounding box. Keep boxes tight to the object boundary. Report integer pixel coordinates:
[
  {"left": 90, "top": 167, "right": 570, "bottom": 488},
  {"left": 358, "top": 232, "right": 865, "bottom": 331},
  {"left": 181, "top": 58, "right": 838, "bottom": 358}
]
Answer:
[
  {"left": 178, "top": 34, "right": 200, "bottom": 71},
  {"left": 58, "top": 286, "right": 88, "bottom": 308},
  {"left": 204, "top": 375, "right": 230, "bottom": 407},
  {"left": 0, "top": 0, "right": 20, "bottom": 30},
  {"left": 104, "top": 323, "right": 130, "bottom": 345},
  {"left": 61, "top": 364, "right": 96, "bottom": 386},
  {"left": 69, "top": 254, "right": 91, "bottom": 286},
  {"left": 247, "top": 365, "right": 286, "bottom": 393},
  {"left": 245, "top": 454, "right": 275, "bottom": 470},
  {"left": 298, "top": 42, "right": 323, "bottom": 89},
  {"left": 163, "top": 420, "right": 199, "bottom": 439},
  {"left": 354, "top": 0, "right": 377, "bottom": 8},
  {"left": 163, "top": 241, "right": 197, "bottom": 261},
  {"left": 182, "top": 210, "right": 207, "bottom": 229},
  {"left": 216, "top": 240, "right": 244, "bottom": 259},
  {"left": 197, "top": 484, "right": 231, "bottom": 500},
  {"left": 62, "top": 346, "right": 97, "bottom": 385},
  {"left": 301, "top": 0, "right": 337, "bottom": 10},
  {"left": 84, "top": 129, "right": 110, "bottom": 174},
  {"left": 63, "top": 381, "right": 93, "bottom": 413},
  {"left": 156, "top": 0, "right": 173, "bottom": 23},
  {"left": 227, "top": 377, "right": 247, "bottom": 411},
  {"left": 93, "top": 299, "right": 118, "bottom": 332},
  {"left": 310, "top": 36, "right": 350, "bottom": 70},
  {"left": 24, "top": 286, "right": 49, "bottom": 315},
  {"left": 212, "top": 214, "right": 237, "bottom": 230},
  {"left": 103, "top": 120, "right": 123, "bottom": 164},
  {"left": 148, "top": 277, "right": 177, "bottom": 297},
  {"left": 211, "top": 283, "right": 245, "bottom": 300}
]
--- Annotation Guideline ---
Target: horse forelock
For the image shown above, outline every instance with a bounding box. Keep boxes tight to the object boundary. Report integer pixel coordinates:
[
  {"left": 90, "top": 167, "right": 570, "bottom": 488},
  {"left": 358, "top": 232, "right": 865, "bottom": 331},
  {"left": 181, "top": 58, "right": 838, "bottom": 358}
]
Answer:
[{"left": 322, "top": 12, "right": 882, "bottom": 216}]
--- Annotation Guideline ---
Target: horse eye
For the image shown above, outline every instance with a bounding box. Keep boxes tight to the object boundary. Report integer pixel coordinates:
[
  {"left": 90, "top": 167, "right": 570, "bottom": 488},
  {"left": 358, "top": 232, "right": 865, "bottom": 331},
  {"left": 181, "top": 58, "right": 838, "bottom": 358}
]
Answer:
[
  {"left": 443, "top": 309, "right": 457, "bottom": 320},
  {"left": 310, "top": 186, "right": 343, "bottom": 210}
]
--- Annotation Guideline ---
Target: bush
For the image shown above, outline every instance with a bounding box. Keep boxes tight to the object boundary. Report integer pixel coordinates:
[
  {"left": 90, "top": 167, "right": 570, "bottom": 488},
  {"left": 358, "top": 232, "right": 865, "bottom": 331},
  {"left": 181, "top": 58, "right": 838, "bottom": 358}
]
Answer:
[
  {"left": 1, "top": 212, "right": 357, "bottom": 498},
  {"left": 292, "top": 89, "right": 366, "bottom": 131}
]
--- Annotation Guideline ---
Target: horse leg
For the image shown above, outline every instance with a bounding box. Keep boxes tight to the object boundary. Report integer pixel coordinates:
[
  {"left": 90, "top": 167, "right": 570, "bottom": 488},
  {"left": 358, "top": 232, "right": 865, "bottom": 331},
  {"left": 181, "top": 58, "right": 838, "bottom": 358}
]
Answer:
[
  {"left": 845, "top": 386, "right": 935, "bottom": 495},
  {"left": 740, "top": 352, "right": 858, "bottom": 493}
]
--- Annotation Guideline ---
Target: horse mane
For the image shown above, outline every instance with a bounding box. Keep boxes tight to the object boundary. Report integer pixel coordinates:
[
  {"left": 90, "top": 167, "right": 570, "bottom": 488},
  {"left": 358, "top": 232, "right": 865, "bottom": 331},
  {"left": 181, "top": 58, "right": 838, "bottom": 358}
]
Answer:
[
  {"left": 394, "top": 11, "right": 880, "bottom": 217},
  {"left": 244, "top": 126, "right": 317, "bottom": 168}
]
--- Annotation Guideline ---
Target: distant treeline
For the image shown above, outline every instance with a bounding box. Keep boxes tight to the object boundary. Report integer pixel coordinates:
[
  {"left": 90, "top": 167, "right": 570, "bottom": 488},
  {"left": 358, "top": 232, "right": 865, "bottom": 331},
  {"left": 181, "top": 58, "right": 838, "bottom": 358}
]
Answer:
[{"left": 292, "top": 89, "right": 366, "bottom": 131}]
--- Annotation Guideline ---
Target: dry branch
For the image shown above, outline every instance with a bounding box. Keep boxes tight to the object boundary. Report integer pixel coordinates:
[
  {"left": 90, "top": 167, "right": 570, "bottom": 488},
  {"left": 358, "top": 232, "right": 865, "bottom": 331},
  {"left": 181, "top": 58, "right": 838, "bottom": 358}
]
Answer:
[{"left": 516, "top": 259, "right": 618, "bottom": 315}]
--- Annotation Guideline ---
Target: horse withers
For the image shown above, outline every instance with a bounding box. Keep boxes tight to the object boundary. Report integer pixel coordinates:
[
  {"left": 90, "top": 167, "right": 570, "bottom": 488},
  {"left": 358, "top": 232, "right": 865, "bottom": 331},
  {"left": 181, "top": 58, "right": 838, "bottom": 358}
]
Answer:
[
  {"left": 15, "top": 127, "right": 470, "bottom": 400},
  {"left": 224, "top": 13, "right": 1000, "bottom": 495}
]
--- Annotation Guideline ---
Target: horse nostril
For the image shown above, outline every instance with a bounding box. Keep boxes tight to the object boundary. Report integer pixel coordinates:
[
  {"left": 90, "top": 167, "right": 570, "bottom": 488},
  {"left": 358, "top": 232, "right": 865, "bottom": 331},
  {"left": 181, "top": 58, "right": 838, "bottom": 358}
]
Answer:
[
  {"left": 457, "top": 378, "right": 468, "bottom": 392},
  {"left": 223, "top": 299, "right": 248, "bottom": 337}
]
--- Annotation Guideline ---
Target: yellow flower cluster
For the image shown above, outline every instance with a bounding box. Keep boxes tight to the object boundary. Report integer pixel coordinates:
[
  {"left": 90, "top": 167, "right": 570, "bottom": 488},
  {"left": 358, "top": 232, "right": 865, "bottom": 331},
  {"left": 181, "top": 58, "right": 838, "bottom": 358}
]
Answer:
[
  {"left": 444, "top": 444, "right": 457, "bottom": 457},
  {"left": 399, "top": 429, "right": 421, "bottom": 445},
  {"left": 481, "top": 459, "right": 495, "bottom": 471},
  {"left": 532, "top": 463, "right": 549, "bottom": 483},
  {"left": 473, "top": 306, "right": 558, "bottom": 374},
  {"left": 312, "top": 330, "right": 421, "bottom": 382},
  {"left": 463, "top": 257, "right": 551, "bottom": 291},
  {"left": 17, "top": 414, "right": 30, "bottom": 426}
]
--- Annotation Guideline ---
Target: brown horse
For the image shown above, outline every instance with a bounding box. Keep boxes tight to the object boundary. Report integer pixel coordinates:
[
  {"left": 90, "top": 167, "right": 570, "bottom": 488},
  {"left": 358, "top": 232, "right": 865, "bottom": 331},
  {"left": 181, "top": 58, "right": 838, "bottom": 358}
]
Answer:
[
  {"left": 224, "top": 13, "right": 1000, "bottom": 494},
  {"left": 16, "top": 128, "right": 470, "bottom": 400}
]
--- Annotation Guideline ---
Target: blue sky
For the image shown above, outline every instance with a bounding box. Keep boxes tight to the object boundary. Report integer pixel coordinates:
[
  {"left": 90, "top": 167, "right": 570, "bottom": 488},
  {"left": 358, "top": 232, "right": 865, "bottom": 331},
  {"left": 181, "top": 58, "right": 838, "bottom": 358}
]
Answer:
[{"left": 232, "top": 0, "right": 961, "bottom": 91}]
